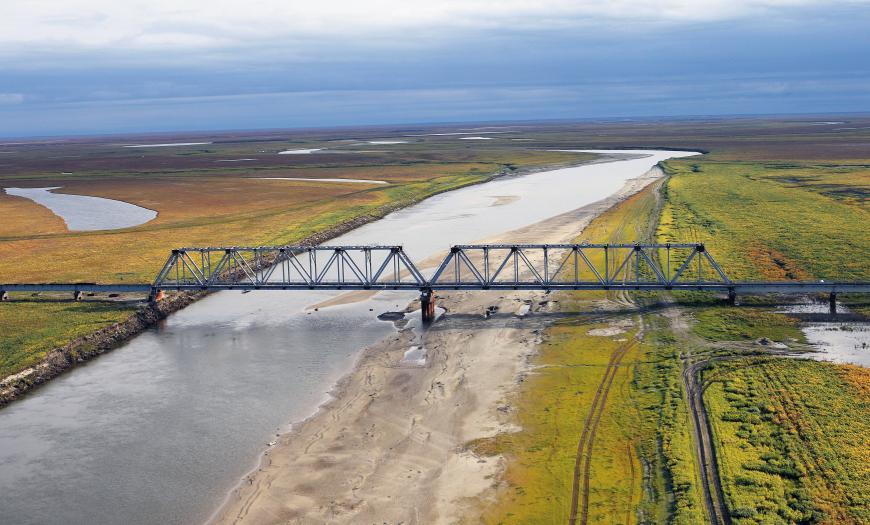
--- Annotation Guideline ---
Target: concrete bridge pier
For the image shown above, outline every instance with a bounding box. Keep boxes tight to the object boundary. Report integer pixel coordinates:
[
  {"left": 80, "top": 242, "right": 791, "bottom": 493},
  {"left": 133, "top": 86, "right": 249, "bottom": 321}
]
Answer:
[
  {"left": 727, "top": 289, "right": 737, "bottom": 306},
  {"left": 420, "top": 290, "right": 436, "bottom": 324},
  {"left": 829, "top": 292, "right": 837, "bottom": 314},
  {"left": 149, "top": 288, "right": 165, "bottom": 303}
]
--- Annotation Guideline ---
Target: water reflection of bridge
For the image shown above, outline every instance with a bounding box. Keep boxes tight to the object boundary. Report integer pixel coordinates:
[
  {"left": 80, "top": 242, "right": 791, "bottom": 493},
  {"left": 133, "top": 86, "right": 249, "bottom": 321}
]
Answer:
[{"left": 4, "top": 243, "right": 869, "bottom": 320}]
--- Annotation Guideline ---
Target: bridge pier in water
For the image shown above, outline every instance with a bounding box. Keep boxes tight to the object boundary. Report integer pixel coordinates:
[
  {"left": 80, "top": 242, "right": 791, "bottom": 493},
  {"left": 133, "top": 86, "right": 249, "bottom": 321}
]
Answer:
[
  {"left": 830, "top": 292, "right": 837, "bottom": 314},
  {"left": 420, "top": 290, "right": 436, "bottom": 324}
]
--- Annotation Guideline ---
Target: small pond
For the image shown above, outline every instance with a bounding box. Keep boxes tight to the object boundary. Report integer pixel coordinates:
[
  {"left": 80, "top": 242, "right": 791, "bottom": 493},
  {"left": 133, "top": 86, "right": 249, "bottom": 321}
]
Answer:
[{"left": 4, "top": 187, "right": 157, "bottom": 231}]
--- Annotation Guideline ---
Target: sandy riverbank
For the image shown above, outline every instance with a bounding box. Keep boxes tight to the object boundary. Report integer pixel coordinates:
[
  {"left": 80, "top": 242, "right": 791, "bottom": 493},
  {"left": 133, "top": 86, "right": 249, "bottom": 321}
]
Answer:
[{"left": 212, "top": 165, "right": 666, "bottom": 524}]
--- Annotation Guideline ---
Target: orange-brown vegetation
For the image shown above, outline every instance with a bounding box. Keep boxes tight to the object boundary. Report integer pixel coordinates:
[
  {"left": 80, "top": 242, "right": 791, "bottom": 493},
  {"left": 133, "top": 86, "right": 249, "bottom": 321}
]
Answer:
[{"left": 0, "top": 192, "right": 67, "bottom": 236}]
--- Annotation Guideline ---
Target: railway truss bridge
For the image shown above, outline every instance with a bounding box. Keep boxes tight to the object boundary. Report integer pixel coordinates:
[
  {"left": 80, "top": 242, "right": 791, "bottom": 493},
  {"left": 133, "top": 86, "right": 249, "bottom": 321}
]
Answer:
[{"left": 3, "top": 243, "right": 868, "bottom": 321}]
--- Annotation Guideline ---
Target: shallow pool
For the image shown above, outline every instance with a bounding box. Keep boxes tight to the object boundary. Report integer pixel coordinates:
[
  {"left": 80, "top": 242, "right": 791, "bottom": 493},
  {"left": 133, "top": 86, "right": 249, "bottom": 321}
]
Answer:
[{"left": 4, "top": 186, "right": 157, "bottom": 231}]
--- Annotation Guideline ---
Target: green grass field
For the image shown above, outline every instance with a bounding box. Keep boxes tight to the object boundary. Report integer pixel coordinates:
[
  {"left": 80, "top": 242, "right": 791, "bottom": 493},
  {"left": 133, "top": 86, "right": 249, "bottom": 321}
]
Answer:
[
  {"left": 704, "top": 359, "right": 869, "bottom": 524},
  {"left": 0, "top": 301, "right": 137, "bottom": 377},
  {"left": 690, "top": 307, "right": 806, "bottom": 344},
  {"left": 657, "top": 160, "right": 869, "bottom": 281}
]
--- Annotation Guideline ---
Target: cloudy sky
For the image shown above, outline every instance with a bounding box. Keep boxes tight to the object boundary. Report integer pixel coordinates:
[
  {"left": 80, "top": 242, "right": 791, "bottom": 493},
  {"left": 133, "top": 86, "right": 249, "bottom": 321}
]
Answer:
[{"left": 1, "top": 0, "right": 868, "bottom": 137}]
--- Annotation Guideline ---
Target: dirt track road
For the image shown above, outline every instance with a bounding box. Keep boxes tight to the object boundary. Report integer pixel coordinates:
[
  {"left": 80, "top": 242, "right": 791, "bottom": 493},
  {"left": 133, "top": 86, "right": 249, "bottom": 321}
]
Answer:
[{"left": 665, "top": 306, "right": 730, "bottom": 525}]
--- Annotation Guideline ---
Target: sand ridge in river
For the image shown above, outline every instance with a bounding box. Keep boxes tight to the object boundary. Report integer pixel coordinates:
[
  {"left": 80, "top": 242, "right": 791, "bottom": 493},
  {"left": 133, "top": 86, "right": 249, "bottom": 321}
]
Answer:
[{"left": 212, "top": 166, "right": 667, "bottom": 524}]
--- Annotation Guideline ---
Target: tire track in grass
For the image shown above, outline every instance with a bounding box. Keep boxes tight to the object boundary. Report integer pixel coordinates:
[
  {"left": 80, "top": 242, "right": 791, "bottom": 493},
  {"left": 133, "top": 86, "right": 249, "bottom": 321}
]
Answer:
[
  {"left": 568, "top": 316, "right": 643, "bottom": 525},
  {"left": 684, "top": 359, "right": 731, "bottom": 525}
]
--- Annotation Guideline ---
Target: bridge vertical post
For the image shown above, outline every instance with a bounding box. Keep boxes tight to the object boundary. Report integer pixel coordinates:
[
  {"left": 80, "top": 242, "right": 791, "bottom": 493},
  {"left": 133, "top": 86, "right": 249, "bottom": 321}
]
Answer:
[
  {"left": 420, "top": 289, "right": 436, "bottom": 324},
  {"left": 727, "top": 289, "right": 737, "bottom": 306},
  {"left": 829, "top": 292, "right": 837, "bottom": 314}
]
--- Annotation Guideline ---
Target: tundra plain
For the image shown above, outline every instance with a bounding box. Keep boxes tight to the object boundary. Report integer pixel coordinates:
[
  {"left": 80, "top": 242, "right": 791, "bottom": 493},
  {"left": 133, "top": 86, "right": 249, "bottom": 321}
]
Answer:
[{"left": 1, "top": 116, "right": 868, "bottom": 524}]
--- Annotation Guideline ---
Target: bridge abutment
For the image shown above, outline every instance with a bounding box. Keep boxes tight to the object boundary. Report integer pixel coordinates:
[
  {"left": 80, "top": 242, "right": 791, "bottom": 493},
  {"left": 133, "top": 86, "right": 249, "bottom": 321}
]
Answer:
[
  {"left": 73, "top": 290, "right": 83, "bottom": 301},
  {"left": 0, "top": 290, "right": 7, "bottom": 301}
]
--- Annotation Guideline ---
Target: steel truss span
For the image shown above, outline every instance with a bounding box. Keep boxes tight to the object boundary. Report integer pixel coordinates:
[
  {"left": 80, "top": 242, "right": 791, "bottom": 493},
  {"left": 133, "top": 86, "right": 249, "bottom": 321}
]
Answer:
[
  {"left": 143, "top": 243, "right": 865, "bottom": 293},
  {"left": 3, "top": 244, "right": 868, "bottom": 297}
]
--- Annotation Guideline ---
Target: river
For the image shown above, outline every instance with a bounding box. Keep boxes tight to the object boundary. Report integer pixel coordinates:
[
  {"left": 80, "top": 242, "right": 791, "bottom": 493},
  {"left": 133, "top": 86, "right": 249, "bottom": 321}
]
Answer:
[{"left": 0, "top": 150, "right": 698, "bottom": 524}]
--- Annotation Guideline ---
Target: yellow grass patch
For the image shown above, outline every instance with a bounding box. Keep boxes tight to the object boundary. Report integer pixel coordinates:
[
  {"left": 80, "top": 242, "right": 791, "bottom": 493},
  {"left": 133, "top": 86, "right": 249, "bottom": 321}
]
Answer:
[
  {"left": 705, "top": 359, "right": 869, "bottom": 523},
  {"left": 0, "top": 191, "right": 68, "bottom": 236},
  {"left": 840, "top": 364, "right": 870, "bottom": 398}
]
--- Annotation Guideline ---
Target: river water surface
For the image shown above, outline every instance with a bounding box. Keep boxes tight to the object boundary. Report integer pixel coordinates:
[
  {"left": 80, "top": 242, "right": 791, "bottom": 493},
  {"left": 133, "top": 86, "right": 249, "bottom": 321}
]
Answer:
[{"left": 0, "top": 150, "right": 698, "bottom": 524}]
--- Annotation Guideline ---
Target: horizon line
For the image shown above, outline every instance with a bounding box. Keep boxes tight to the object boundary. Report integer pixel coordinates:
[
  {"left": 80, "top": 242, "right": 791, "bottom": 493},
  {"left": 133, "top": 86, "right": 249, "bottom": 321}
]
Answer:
[{"left": 2, "top": 110, "right": 869, "bottom": 142}]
